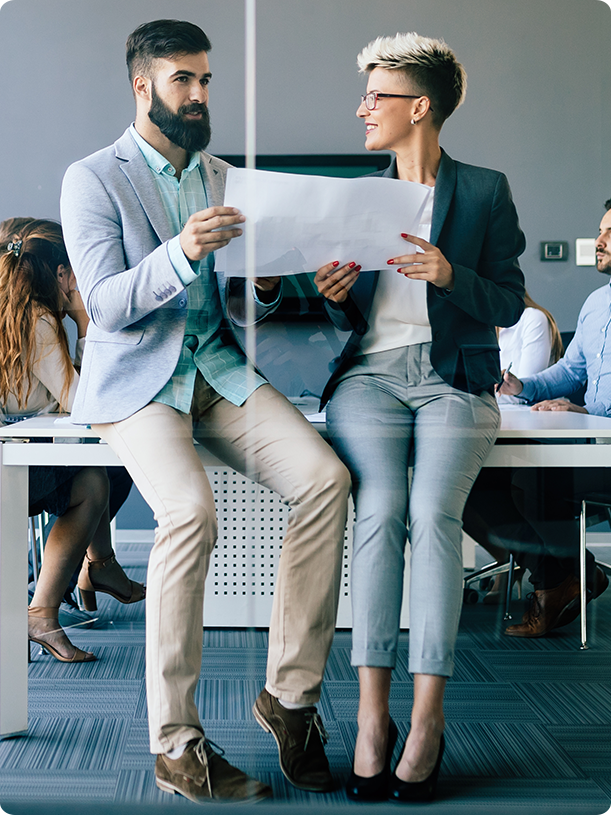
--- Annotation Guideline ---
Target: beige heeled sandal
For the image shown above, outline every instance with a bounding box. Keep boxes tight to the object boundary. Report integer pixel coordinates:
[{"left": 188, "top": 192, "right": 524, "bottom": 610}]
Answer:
[
  {"left": 28, "top": 606, "right": 96, "bottom": 663},
  {"left": 77, "top": 550, "right": 146, "bottom": 612}
]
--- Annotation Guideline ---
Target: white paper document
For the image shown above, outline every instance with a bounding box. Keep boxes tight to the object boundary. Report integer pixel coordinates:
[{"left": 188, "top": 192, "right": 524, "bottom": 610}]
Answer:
[{"left": 215, "top": 168, "right": 431, "bottom": 277}]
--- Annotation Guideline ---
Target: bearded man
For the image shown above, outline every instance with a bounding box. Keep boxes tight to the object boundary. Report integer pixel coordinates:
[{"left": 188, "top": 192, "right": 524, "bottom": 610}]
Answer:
[{"left": 60, "top": 19, "right": 351, "bottom": 804}]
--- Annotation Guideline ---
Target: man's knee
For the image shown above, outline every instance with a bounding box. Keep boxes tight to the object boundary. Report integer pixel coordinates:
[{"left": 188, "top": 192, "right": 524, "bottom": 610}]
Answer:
[
  {"left": 162, "top": 500, "right": 218, "bottom": 554},
  {"left": 305, "top": 452, "right": 351, "bottom": 505}
]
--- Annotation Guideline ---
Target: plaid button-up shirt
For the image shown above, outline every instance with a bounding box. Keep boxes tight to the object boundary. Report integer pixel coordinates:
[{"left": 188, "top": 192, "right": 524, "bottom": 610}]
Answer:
[{"left": 130, "top": 126, "right": 265, "bottom": 412}]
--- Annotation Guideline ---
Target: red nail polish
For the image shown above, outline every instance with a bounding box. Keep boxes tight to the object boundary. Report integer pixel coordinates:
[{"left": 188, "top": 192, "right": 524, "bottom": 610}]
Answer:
[
  {"left": 332, "top": 261, "right": 339, "bottom": 267},
  {"left": 355, "top": 265, "right": 362, "bottom": 272},
  {"left": 401, "top": 233, "right": 408, "bottom": 238},
  {"left": 387, "top": 259, "right": 394, "bottom": 265},
  {"left": 349, "top": 262, "right": 356, "bottom": 269}
]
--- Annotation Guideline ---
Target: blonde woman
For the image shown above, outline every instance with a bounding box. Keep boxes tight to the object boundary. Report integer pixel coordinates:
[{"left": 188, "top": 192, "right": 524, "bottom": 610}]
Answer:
[
  {"left": 0, "top": 218, "right": 144, "bottom": 663},
  {"left": 315, "top": 34, "right": 525, "bottom": 802}
]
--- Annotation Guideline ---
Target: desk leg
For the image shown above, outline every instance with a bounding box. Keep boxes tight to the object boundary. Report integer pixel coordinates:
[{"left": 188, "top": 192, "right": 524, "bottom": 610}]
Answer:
[{"left": 0, "top": 451, "right": 28, "bottom": 738}]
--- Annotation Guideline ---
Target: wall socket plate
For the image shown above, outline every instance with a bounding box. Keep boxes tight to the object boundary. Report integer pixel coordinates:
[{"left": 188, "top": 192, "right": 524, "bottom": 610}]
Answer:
[
  {"left": 576, "top": 238, "right": 596, "bottom": 266},
  {"left": 540, "top": 241, "right": 568, "bottom": 261}
]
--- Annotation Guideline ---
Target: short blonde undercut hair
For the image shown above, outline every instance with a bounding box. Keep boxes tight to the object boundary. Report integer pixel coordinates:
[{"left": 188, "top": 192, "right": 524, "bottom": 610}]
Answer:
[{"left": 357, "top": 32, "right": 467, "bottom": 128}]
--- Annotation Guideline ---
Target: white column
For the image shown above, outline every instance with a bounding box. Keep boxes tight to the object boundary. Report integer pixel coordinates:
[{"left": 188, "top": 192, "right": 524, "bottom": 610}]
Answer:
[{"left": 0, "top": 445, "right": 29, "bottom": 738}]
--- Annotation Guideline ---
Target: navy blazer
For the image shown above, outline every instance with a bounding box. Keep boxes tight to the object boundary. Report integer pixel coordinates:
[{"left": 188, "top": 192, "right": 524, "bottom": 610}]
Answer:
[{"left": 320, "top": 150, "right": 526, "bottom": 406}]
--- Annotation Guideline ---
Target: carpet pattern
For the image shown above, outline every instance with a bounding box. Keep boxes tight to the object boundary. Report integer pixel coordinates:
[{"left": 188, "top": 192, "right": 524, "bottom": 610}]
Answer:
[{"left": 1, "top": 544, "right": 610, "bottom": 814}]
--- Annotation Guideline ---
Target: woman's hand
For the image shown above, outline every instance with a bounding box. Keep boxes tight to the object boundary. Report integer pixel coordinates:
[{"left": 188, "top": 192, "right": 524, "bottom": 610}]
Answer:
[
  {"left": 60, "top": 270, "right": 89, "bottom": 338},
  {"left": 314, "top": 261, "right": 361, "bottom": 303},
  {"left": 388, "top": 234, "right": 454, "bottom": 290}
]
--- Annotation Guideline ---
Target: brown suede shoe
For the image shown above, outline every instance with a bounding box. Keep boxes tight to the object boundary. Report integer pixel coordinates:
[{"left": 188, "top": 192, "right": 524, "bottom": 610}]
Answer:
[
  {"left": 155, "top": 737, "right": 272, "bottom": 804},
  {"left": 253, "top": 688, "right": 333, "bottom": 792},
  {"left": 505, "top": 574, "right": 582, "bottom": 638}
]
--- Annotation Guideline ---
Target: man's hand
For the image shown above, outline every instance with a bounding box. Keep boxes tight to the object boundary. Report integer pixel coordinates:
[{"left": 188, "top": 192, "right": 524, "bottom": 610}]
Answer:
[
  {"left": 314, "top": 261, "right": 361, "bottom": 303},
  {"left": 180, "top": 206, "right": 245, "bottom": 262},
  {"left": 497, "top": 371, "right": 524, "bottom": 396},
  {"left": 531, "top": 399, "right": 588, "bottom": 414},
  {"left": 389, "top": 234, "right": 454, "bottom": 290}
]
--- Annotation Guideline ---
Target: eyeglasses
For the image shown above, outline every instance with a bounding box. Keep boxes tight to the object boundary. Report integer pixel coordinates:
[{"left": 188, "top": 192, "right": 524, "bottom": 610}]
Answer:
[{"left": 360, "top": 91, "right": 433, "bottom": 112}]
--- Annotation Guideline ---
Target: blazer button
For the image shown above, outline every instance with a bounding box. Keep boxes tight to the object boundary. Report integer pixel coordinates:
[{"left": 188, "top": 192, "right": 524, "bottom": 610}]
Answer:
[{"left": 434, "top": 331, "right": 442, "bottom": 341}]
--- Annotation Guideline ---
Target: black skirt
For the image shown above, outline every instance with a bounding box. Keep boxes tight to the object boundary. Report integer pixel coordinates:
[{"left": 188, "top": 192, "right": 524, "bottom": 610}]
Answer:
[{"left": 28, "top": 465, "right": 83, "bottom": 517}]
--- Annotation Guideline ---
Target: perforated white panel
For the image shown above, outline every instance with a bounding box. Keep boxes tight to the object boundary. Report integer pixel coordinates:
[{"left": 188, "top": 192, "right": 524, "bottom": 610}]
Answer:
[{"left": 202, "top": 468, "right": 410, "bottom": 629}]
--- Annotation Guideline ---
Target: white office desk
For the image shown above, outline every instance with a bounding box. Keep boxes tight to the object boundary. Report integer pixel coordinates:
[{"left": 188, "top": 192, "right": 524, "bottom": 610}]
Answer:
[{"left": 2, "top": 408, "right": 611, "bottom": 738}]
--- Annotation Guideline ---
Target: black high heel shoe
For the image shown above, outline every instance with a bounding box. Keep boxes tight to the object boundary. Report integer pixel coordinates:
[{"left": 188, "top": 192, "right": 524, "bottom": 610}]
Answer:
[
  {"left": 388, "top": 732, "right": 445, "bottom": 803},
  {"left": 346, "top": 718, "right": 398, "bottom": 802}
]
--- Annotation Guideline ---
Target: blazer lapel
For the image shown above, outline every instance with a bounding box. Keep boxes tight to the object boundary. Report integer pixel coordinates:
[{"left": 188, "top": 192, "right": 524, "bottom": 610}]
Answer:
[
  {"left": 115, "top": 129, "right": 174, "bottom": 244},
  {"left": 199, "top": 153, "right": 225, "bottom": 207},
  {"left": 430, "top": 150, "right": 456, "bottom": 246}
]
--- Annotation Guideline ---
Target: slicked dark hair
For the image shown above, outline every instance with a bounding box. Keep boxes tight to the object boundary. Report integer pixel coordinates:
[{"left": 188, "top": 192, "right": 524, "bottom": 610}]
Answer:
[
  {"left": 126, "top": 19, "right": 211, "bottom": 83},
  {"left": 605, "top": 198, "right": 611, "bottom": 211}
]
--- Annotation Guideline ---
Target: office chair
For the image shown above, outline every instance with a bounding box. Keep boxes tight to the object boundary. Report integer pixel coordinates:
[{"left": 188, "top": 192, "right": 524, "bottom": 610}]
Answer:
[{"left": 28, "top": 511, "right": 49, "bottom": 589}]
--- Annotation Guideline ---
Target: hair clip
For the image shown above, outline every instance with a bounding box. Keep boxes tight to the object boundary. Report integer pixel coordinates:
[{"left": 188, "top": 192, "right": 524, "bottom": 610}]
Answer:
[{"left": 6, "top": 240, "right": 22, "bottom": 258}]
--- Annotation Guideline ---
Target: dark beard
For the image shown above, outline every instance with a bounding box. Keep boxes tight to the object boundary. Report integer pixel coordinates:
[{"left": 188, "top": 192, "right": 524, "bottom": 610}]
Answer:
[
  {"left": 597, "top": 253, "right": 611, "bottom": 276},
  {"left": 148, "top": 82, "right": 212, "bottom": 152}
]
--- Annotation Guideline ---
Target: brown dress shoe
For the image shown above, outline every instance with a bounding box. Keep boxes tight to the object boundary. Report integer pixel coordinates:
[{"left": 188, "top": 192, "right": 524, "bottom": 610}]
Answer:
[
  {"left": 554, "top": 566, "right": 610, "bottom": 629},
  {"left": 155, "top": 737, "right": 272, "bottom": 804},
  {"left": 253, "top": 688, "right": 334, "bottom": 792},
  {"left": 505, "top": 574, "right": 580, "bottom": 638}
]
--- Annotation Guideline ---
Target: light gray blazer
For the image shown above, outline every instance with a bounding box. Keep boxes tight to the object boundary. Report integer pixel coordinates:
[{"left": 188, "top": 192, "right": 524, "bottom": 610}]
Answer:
[{"left": 60, "top": 127, "right": 268, "bottom": 424}]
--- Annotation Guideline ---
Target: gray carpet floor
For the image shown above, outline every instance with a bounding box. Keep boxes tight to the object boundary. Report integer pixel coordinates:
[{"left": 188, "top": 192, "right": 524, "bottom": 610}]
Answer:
[{"left": 1, "top": 543, "right": 610, "bottom": 815}]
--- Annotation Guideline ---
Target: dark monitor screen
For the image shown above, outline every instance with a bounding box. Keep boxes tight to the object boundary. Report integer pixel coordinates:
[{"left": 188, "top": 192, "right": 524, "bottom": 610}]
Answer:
[{"left": 218, "top": 153, "right": 391, "bottom": 177}]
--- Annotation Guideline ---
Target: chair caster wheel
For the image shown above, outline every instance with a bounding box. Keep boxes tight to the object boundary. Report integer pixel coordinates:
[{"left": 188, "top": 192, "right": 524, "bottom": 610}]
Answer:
[{"left": 463, "top": 587, "right": 479, "bottom": 605}]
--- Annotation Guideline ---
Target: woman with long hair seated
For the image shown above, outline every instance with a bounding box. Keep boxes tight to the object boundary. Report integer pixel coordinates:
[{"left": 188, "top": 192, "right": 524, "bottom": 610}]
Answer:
[
  {"left": 498, "top": 291, "right": 563, "bottom": 397},
  {"left": 314, "top": 33, "right": 525, "bottom": 802},
  {"left": 0, "top": 218, "right": 145, "bottom": 663}
]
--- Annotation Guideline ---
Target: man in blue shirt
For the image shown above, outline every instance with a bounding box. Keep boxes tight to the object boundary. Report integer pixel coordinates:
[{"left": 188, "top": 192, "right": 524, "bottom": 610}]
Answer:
[
  {"left": 60, "top": 19, "right": 351, "bottom": 804},
  {"left": 497, "top": 202, "right": 611, "bottom": 636}
]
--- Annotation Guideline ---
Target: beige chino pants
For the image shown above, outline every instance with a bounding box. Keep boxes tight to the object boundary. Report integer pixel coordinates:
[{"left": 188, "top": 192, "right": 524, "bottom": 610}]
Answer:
[{"left": 94, "top": 378, "right": 350, "bottom": 753}]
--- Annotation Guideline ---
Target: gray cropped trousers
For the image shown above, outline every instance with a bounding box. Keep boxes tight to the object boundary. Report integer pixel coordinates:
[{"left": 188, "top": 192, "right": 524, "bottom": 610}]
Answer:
[{"left": 326, "top": 343, "right": 499, "bottom": 677}]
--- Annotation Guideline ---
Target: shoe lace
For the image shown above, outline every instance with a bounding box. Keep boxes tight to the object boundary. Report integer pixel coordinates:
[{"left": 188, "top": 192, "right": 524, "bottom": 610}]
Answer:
[
  {"left": 303, "top": 711, "right": 329, "bottom": 752},
  {"left": 194, "top": 738, "right": 226, "bottom": 795}
]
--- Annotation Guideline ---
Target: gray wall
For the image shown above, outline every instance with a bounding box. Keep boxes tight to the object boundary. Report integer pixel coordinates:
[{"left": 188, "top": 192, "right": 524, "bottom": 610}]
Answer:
[
  {"left": 1, "top": 0, "right": 611, "bottom": 330},
  {"left": 1, "top": 0, "right": 610, "bottom": 526}
]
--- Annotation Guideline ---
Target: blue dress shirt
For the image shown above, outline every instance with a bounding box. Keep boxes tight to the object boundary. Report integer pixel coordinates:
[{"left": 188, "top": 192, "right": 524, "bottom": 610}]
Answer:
[{"left": 520, "top": 281, "right": 611, "bottom": 416}]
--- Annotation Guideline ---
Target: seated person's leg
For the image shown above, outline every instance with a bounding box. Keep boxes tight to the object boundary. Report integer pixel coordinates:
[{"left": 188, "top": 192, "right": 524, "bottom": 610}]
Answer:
[
  {"left": 107, "top": 466, "right": 133, "bottom": 520},
  {"left": 29, "top": 467, "right": 109, "bottom": 662},
  {"left": 505, "top": 468, "right": 609, "bottom": 637},
  {"left": 512, "top": 468, "right": 601, "bottom": 588},
  {"left": 462, "top": 468, "right": 541, "bottom": 602},
  {"left": 62, "top": 466, "right": 133, "bottom": 604},
  {"left": 29, "top": 467, "right": 144, "bottom": 661}
]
